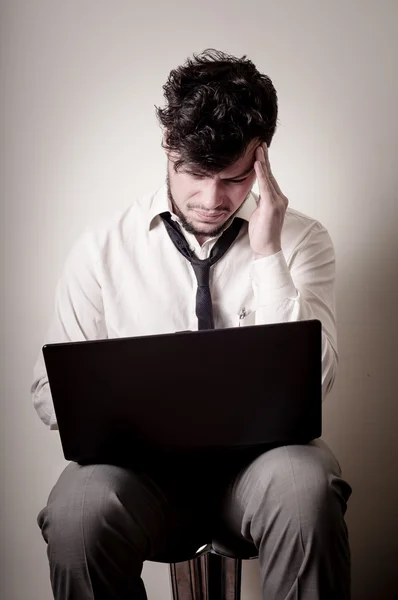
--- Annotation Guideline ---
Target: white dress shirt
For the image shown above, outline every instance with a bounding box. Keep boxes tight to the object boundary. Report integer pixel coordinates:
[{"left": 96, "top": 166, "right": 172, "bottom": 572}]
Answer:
[{"left": 31, "top": 185, "right": 338, "bottom": 429}]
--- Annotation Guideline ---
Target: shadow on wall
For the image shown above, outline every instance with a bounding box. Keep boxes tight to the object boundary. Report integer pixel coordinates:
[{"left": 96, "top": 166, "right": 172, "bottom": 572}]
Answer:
[{"left": 323, "top": 224, "right": 398, "bottom": 600}]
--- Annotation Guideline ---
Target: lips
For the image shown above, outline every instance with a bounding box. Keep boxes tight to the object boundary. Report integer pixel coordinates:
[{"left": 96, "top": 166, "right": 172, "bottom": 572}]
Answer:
[{"left": 194, "top": 210, "right": 226, "bottom": 222}]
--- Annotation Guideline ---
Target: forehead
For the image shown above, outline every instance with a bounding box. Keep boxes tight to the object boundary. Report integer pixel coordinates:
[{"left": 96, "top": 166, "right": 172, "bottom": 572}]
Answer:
[
  {"left": 175, "top": 139, "right": 260, "bottom": 177},
  {"left": 220, "top": 140, "right": 259, "bottom": 177}
]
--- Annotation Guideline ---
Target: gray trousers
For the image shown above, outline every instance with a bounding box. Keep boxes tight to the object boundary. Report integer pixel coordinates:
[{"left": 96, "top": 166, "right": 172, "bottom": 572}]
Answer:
[{"left": 38, "top": 439, "right": 352, "bottom": 599}]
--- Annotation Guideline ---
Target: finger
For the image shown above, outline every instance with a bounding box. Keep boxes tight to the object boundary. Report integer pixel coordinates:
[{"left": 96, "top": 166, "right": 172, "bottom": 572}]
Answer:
[
  {"left": 256, "top": 147, "right": 278, "bottom": 199},
  {"left": 263, "top": 146, "right": 288, "bottom": 209},
  {"left": 254, "top": 160, "right": 275, "bottom": 207},
  {"left": 262, "top": 144, "right": 284, "bottom": 197}
]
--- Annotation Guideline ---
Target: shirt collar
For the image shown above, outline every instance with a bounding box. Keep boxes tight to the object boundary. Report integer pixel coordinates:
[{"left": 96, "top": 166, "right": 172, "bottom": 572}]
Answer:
[
  {"left": 148, "top": 184, "right": 258, "bottom": 230},
  {"left": 148, "top": 185, "right": 172, "bottom": 229}
]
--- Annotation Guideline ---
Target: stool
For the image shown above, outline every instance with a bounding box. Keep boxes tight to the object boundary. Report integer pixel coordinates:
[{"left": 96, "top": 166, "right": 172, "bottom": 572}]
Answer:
[{"left": 155, "top": 535, "right": 258, "bottom": 599}]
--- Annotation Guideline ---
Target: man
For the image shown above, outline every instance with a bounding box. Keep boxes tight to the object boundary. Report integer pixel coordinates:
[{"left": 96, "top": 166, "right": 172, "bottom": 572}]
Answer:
[{"left": 32, "top": 49, "right": 352, "bottom": 599}]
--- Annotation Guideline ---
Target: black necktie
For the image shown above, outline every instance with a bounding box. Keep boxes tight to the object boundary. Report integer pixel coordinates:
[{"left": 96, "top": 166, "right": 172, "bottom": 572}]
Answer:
[{"left": 160, "top": 212, "right": 243, "bottom": 330}]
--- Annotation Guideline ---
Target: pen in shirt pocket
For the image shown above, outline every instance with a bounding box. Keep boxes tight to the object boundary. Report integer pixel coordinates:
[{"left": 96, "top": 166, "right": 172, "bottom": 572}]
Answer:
[{"left": 238, "top": 307, "right": 255, "bottom": 326}]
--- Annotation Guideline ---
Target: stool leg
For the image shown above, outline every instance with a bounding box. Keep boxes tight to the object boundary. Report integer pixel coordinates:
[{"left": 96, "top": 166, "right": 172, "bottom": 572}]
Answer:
[
  {"left": 224, "top": 557, "right": 242, "bottom": 600},
  {"left": 169, "top": 554, "right": 242, "bottom": 600},
  {"left": 169, "top": 555, "right": 208, "bottom": 600},
  {"left": 207, "top": 553, "right": 242, "bottom": 600}
]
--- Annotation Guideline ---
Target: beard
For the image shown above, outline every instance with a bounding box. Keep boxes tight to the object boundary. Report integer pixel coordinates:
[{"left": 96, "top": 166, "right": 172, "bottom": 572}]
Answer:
[{"left": 166, "top": 173, "right": 252, "bottom": 238}]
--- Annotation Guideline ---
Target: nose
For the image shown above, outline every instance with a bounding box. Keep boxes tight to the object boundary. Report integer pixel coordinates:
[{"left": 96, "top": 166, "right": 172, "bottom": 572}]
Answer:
[{"left": 200, "top": 181, "right": 224, "bottom": 211}]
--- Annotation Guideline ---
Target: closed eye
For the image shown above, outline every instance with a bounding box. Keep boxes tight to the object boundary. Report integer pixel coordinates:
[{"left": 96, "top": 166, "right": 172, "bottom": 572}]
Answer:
[
  {"left": 225, "top": 177, "right": 249, "bottom": 184},
  {"left": 186, "top": 172, "right": 250, "bottom": 183}
]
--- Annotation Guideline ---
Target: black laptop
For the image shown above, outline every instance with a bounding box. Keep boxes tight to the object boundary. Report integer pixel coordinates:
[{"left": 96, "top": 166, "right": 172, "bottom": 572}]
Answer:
[{"left": 42, "top": 319, "right": 322, "bottom": 466}]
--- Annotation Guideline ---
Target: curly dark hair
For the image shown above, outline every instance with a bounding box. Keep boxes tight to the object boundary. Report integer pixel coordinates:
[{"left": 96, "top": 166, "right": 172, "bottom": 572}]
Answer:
[{"left": 156, "top": 49, "right": 278, "bottom": 174}]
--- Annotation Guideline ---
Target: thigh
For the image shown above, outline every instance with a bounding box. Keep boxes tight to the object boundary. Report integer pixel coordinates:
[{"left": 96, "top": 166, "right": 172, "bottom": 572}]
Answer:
[
  {"left": 218, "top": 439, "right": 352, "bottom": 537},
  {"left": 39, "top": 460, "right": 214, "bottom": 562}
]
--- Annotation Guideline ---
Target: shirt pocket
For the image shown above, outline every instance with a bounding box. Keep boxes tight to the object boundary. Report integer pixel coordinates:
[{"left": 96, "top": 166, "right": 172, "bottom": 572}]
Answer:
[
  {"left": 238, "top": 308, "right": 256, "bottom": 327},
  {"left": 216, "top": 302, "right": 255, "bottom": 329}
]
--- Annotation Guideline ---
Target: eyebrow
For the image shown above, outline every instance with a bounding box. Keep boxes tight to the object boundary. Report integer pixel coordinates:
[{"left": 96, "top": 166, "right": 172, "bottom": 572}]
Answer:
[{"left": 182, "top": 157, "right": 256, "bottom": 180}]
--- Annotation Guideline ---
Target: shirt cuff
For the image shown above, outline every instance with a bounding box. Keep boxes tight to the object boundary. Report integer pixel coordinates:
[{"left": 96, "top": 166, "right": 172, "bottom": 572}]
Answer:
[{"left": 250, "top": 251, "right": 298, "bottom": 306}]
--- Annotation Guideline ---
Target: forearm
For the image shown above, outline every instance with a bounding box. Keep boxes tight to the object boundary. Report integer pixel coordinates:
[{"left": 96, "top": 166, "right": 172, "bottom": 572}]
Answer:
[
  {"left": 31, "top": 230, "right": 106, "bottom": 428},
  {"left": 251, "top": 248, "right": 338, "bottom": 399}
]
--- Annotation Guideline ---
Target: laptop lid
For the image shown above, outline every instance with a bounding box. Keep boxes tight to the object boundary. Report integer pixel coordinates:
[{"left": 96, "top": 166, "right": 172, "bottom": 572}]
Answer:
[{"left": 42, "top": 319, "right": 322, "bottom": 465}]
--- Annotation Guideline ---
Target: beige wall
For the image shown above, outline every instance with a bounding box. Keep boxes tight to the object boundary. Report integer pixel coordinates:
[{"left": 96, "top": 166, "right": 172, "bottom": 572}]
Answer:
[{"left": 1, "top": 1, "right": 397, "bottom": 598}]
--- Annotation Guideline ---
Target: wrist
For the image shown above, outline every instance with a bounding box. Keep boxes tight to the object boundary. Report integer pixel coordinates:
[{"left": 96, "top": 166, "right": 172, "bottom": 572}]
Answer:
[{"left": 254, "top": 244, "right": 282, "bottom": 260}]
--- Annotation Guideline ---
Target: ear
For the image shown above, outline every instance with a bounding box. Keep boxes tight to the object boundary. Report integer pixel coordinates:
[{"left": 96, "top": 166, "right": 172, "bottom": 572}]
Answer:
[{"left": 161, "top": 130, "right": 169, "bottom": 152}]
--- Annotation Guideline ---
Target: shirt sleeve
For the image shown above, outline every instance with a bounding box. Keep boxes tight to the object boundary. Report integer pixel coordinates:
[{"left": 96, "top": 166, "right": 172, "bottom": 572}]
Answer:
[
  {"left": 31, "top": 231, "right": 107, "bottom": 429},
  {"left": 250, "top": 222, "right": 338, "bottom": 399}
]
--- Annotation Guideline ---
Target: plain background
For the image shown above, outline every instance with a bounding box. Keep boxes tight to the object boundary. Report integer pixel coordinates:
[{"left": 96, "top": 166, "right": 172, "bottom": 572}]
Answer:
[{"left": 1, "top": 1, "right": 397, "bottom": 599}]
